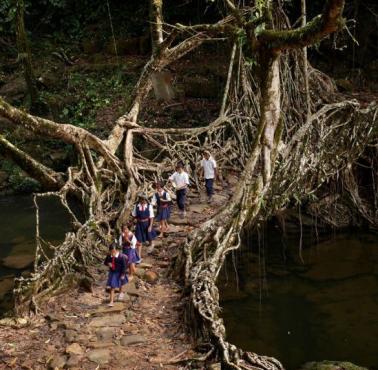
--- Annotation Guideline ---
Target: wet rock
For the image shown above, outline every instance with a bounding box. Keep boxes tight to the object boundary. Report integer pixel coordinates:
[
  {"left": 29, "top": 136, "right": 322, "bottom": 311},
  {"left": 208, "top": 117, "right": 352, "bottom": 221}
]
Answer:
[
  {"left": 95, "top": 327, "right": 114, "bottom": 341},
  {"left": 88, "top": 314, "right": 126, "bottom": 328},
  {"left": 1, "top": 254, "right": 34, "bottom": 269},
  {"left": 87, "top": 349, "right": 110, "bottom": 364},
  {"left": 48, "top": 355, "right": 67, "bottom": 369},
  {"left": 65, "top": 343, "right": 84, "bottom": 355},
  {"left": 120, "top": 334, "right": 146, "bottom": 346},
  {"left": 143, "top": 270, "right": 158, "bottom": 284},
  {"left": 300, "top": 361, "right": 368, "bottom": 370}
]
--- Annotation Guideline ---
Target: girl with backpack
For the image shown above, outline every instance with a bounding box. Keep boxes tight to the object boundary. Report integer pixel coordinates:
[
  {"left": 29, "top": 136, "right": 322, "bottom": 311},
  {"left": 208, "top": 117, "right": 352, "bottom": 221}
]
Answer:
[
  {"left": 104, "top": 243, "right": 128, "bottom": 306},
  {"left": 151, "top": 181, "right": 171, "bottom": 237}
]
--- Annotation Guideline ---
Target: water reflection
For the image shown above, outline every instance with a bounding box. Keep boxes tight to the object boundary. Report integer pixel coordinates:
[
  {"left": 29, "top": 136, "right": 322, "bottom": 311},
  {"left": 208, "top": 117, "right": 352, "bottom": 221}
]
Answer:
[
  {"left": 219, "top": 229, "right": 378, "bottom": 369},
  {"left": 0, "top": 195, "right": 72, "bottom": 314}
]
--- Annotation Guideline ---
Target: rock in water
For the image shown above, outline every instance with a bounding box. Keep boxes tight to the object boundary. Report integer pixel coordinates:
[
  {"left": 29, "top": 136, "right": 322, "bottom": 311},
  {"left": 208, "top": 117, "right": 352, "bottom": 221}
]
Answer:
[
  {"left": 120, "top": 334, "right": 146, "bottom": 346},
  {"left": 300, "top": 361, "right": 368, "bottom": 370},
  {"left": 87, "top": 349, "right": 110, "bottom": 364},
  {"left": 2, "top": 254, "right": 34, "bottom": 269},
  {"left": 143, "top": 270, "right": 158, "bottom": 284}
]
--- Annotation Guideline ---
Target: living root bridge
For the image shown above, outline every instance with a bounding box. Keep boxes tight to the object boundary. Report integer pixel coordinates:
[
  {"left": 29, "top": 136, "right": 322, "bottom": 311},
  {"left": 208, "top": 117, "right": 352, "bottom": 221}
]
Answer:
[{"left": 1, "top": 1, "right": 378, "bottom": 369}]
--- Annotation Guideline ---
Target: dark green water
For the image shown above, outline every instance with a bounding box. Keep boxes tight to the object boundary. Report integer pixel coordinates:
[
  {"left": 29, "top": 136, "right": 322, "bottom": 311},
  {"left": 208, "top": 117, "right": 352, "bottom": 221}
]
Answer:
[
  {"left": 0, "top": 195, "right": 71, "bottom": 314},
  {"left": 219, "top": 229, "right": 378, "bottom": 370}
]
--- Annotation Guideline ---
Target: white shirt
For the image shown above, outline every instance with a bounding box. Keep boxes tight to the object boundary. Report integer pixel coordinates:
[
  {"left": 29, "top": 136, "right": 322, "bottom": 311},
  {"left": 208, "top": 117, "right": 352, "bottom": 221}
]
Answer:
[
  {"left": 169, "top": 171, "right": 190, "bottom": 189},
  {"left": 201, "top": 158, "right": 217, "bottom": 179},
  {"left": 119, "top": 232, "right": 137, "bottom": 249},
  {"left": 132, "top": 203, "right": 154, "bottom": 218},
  {"left": 151, "top": 190, "right": 171, "bottom": 206}
]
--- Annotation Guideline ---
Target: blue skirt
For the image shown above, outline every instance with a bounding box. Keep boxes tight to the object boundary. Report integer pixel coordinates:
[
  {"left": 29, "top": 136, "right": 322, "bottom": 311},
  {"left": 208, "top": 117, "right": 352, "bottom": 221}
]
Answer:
[
  {"left": 123, "top": 247, "right": 140, "bottom": 265},
  {"left": 106, "top": 271, "right": 128, "bottom": 289},
  {"left": 156, "top": 206, "right": 171, "bottom": 221},
  {"left": 135, "top": 220, "right": 157, "bottom": 243}
]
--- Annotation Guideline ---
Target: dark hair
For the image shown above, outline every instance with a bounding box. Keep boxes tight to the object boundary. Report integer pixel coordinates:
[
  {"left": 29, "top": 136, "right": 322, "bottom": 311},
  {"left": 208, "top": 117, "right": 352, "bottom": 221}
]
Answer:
[
  {"left": 176, "top": 161, "right": 184, "bottom": 169},
  {"left": 109, "top": 242, "right": 119, "bottom": 251},
  {"left": 155, "top": 181, "right": 162, "bottom": 188}
]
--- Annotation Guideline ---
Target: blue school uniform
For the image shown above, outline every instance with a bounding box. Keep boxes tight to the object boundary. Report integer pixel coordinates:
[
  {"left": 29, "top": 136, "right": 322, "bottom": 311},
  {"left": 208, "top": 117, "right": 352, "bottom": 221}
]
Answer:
[
  {"left": 154, "top": 191, "right": 171, "bottom": 221},
  {"left": 120, "top": 232, "right": 140, "bottom": 265},
  {"left": 134, "top": 204, "right": 157, "bottom": 243},
  {"left": 104, "top": 253, "right": 128, "bottom": 289}
]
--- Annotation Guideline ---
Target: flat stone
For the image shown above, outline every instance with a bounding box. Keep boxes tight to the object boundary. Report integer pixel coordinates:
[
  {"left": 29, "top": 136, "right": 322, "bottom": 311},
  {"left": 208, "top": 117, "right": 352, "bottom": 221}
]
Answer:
[
  {"left": 123, "top": 281, "right": 144, "bottom": 297},
  {"left": 89, "top": 341, "right": 115, "bottom": 349},
  {"left": 66, "top": 343, "right": 84, "bottom": 355},
  {"left": 88, "top": 314, "right": 126, "bottom": 328},
  {"left": 120, "top": 334, "right": 147, "bottom": 346},
  {"left": 89, "top": 302, "right": 126, "bottom": 316},
  {"left": 49, "top": 355, "right": 67, "bottom": 369},
  {"left": 2, "top": 254, "right": 34, "bottom": 269},
  {"left": 95, "top": 327, "right": 114, "bottom": 341},
  {"left": 87, "top": 349, "right": 110, "bottom": 364}
]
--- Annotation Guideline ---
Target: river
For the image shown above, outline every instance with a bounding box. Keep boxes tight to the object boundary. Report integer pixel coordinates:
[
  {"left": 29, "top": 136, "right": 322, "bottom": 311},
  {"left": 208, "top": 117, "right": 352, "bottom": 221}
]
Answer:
[
  {"left": 0, "top": 195, "right": 72, "bottom": 314},
  {"left": 219, "top": 226, "right": 378, "bottom": 370}
]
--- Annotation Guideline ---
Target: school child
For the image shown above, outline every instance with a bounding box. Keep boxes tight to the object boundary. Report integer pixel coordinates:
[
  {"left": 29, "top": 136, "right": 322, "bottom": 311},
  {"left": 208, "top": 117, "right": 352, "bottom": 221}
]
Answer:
[
  {"left": 132, "top": 192, "right": 157, "bottom": 260},
  {"left": 168, "top": 162, "right": 190, "bottom": 218},
  {"left": 104, "top": 243, "right": 128, "bottom": 306},
  {"left": 201, "top": 150, "right": 217, "bottom": 203},
  {"left": 151, "top": 181, "right": 171, "bottom": 237},
  {"left": 119, "top": 224, "right": 139, "bottom": 280}
]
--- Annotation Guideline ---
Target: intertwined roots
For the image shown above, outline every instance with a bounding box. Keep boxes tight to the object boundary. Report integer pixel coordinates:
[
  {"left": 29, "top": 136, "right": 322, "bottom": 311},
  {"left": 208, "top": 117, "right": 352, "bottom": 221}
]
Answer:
[{"left": 10, "top": 40, "right": 377, "bottom": 370}]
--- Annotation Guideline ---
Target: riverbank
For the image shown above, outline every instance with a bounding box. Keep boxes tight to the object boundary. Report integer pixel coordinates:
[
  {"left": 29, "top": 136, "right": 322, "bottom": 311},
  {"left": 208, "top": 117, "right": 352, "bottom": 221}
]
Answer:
[{"left": 0, "top": 183, "right": 232, "bottom": 369}]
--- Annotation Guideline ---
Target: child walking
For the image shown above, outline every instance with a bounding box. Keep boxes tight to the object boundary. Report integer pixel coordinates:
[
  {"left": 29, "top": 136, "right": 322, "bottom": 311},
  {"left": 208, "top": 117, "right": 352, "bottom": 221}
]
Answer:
[
  {"left": 104, "top": 243, "right": 128, "bottom": 306},
  {"left": 132, "top": 192, "right": 157, "bottom": 260},
  {"left": 169, "top": 162, "right": 190, "bottom": 218},
  {"left": 119, "top": 224, "right": 139, "bottom": 280},
  {"left": 151, "top": 181, "right": 171, "bottom": 237},
  {"left": 201, "top": 150, "right": 217, "bottom": 203}
]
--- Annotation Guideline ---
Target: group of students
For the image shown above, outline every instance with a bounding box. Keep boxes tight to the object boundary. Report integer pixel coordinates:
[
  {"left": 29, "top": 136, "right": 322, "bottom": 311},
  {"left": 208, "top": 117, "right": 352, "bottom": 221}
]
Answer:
[{"left": 103, "top": 151, "right": 217, "bottom": 306}]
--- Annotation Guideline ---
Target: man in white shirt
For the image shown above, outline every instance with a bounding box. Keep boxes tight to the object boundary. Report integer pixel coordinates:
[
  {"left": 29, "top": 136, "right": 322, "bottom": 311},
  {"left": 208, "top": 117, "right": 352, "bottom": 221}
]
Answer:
[
  {"left": 168, "top": 162, "right": 190, "bottom": 217},
  {"left": 201, "top": 150, "right": 217, "bottom": 203}
]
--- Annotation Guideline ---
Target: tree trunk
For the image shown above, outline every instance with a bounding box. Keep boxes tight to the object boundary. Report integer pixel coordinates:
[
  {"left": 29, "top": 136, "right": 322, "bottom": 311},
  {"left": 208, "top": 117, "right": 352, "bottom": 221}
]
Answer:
[{"left": 15, "top": 0, "right": 38, "bottom": 109}]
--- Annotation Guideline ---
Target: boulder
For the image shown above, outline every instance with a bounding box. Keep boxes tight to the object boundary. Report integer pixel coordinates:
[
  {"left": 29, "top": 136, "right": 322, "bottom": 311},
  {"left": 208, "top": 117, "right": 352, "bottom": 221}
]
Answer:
[
  {"left": 2, "top": 254, "right": 34, "bottom": 269},
  {"left": 87, "top": 349, "right": 110, "bottom": 364},
  {"left": 120, "top": 334, "right": 146, "bottom": 346},
  {"left": 143, "top": 270, "right": 159, "bottom": 284},
  {"left": 65, "top": 343, "right": 84, "bottom": 356}
]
